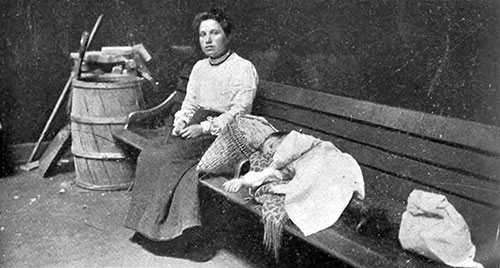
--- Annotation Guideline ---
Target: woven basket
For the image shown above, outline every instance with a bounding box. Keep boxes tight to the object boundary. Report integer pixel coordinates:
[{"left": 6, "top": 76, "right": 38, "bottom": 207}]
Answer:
[
  {"left": 197, "top": 113, "right": 277, "bottom": 175},
  {"left": 236, "top": 114, "right": 278, "bottom": 150}
]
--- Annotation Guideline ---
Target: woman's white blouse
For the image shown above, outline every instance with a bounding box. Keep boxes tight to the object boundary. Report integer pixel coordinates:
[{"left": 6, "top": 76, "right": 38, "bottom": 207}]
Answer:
[{"left": 174, "top": 52, "right": 259, "bottom": 135}]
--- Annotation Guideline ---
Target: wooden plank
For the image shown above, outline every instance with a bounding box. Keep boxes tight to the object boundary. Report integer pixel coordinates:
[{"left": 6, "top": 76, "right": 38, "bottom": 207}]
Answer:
[
  {"left": 19, "top": 161, "right": 39, "bottom": 171},
  {"left": 83, "top": 88, "right": 104, "bottom": 117},
  {"left": 84, "top": 158, "right": 103, "bottom": 188},
  {"left": 284, "top": 225, "right": 400, "bottom": 268},
  {"left": 255, "top": 100, "right": 500, "bottom": 182},
  {"left": 286, "top": 220, "right": 451, "bottom": 268},
  {"left": 70, "top": 122, "right": 83, "bottom": 157},
  {"left": 86, "top": 123, "right": 102, "bottom": 157},
  {"left": 74, "top": 157, "right": 93, "bottom": 186},
  {"left": 112, "top": 129, "right": 150, "bottom": 151},
  {"left": 267, "top": 118, "right": 499, "bottom": 207},
  {"left": 38, "top": 124, "right": 71, "bottom": 178},
  {"left": 257, "top": 81, "right": 500, "bottom": 155},
  {"left": 83, "top": 124, "right": 116, "bottom": 156},
  {"left": 101, "top": 46, "right": 134, "bottom": 55},
  {"left": 93, "top": 89, "right": 124, "bottom": 154}
]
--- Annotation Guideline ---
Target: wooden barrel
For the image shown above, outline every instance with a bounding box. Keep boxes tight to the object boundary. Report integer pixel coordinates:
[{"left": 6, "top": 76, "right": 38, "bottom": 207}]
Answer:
[{"left": 71, "top": 74, "right": 144, "bottom": 191}]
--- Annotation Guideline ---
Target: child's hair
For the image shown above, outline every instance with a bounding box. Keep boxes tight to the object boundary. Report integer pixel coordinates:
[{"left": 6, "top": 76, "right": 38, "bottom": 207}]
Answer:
[{"left": 259, "top": 131, "right": 290, "bottom": 151}]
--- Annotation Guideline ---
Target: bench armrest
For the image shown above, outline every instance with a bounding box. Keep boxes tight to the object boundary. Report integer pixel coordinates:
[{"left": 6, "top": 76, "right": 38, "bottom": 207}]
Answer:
[
  {"left": 113, "top": 128, "right": 151, "bottom": 152},
  {"left": 112, "top": 91, "right": 184, "bottom": 151},
  {"left": 125, "top": 91, "right": 183, "bottom": 131}
]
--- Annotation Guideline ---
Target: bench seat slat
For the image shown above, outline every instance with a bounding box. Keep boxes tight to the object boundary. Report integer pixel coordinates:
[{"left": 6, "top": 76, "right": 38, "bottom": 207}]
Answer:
[
  {"left": 255, "top": 99, "right": 500, "bottom": 182},
  {"left": 258, "top": 81, "right": 500, "bottom": 155},
  {"left": 113, "top": 128, "right": 149, "bottom": 151},
  {"left": 268, "top": 118, "right": 499, "bottom": 208},
  {"left": 200, "top": 176, "right": 451, "bottom": 268}
]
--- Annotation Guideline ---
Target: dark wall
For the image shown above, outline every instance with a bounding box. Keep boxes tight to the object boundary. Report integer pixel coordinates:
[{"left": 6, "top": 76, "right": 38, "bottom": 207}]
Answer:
[
  {"left": 0, "top": 0, "right": 195, "bottom": 145},
  {"left": 1, "top": 0, "right": 499, "bottom": 146}
]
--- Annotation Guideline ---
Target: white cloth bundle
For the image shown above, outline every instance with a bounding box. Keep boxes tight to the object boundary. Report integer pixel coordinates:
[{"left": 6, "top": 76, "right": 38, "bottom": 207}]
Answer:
[
  {"left": 399, "top": 189, "right": 483, "bottom": 268},
  {"left": 270, "top": 131, "right": 365, "bottom": 236}
]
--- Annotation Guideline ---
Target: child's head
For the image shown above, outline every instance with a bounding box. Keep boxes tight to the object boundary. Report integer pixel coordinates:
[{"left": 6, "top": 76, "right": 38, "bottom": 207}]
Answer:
[{"left": 260, "top": 131, "right": 289, "bottom": 155}]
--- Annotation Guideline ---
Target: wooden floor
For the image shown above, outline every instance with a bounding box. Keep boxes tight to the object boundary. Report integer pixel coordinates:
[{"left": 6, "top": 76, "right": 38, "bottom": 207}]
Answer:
[{"left": 0, "top": 163, "right": 349, "bottom": 268}]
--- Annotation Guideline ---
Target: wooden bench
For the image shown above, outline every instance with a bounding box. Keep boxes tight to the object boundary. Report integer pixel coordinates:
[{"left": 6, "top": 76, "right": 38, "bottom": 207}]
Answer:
[{"left": 113, "top": 80, "right": 500, "bottom": 268}]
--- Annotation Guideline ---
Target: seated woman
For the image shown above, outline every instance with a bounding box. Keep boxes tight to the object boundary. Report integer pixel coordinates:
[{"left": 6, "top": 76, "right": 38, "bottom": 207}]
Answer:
[
  {"left": 224, "top": 130, "right": 365, "bottom": 236},
  {"left": 126, "top": 8, "right": 259, "bottom": 261}
]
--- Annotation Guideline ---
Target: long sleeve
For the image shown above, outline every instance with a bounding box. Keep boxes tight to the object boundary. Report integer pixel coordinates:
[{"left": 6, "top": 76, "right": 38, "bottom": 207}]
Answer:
[
  {"left": 209, "top": 62, "right": 258, "bottom": 135},
  {"left": 173, "top": 63, "right": 202, "bottom": 126}
]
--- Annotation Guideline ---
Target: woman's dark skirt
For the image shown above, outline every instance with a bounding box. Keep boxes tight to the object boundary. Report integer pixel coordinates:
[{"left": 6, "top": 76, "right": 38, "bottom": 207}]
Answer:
[{"left": 125, "top": 110, "right": 218, "bottom": 241}]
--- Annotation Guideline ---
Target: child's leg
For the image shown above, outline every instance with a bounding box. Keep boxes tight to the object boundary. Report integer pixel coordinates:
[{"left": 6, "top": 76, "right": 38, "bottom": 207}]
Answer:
[
  {"left": 223, "top": 168, "right": 283, "bottom": 192},
  {"left": 244, "top": 168, "right": 284, "bottom": 188},
  {"left": 223, "top": 171, "right": 262, "bottom": 192},
  {"left": 223, "top": 178, "right": 246, "bottom": 192}
]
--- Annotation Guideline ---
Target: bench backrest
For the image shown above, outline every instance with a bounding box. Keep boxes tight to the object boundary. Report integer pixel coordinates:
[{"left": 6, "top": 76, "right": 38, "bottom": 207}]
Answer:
[{"left": 252, "top": 81, "right": 499, "bottom": 249}]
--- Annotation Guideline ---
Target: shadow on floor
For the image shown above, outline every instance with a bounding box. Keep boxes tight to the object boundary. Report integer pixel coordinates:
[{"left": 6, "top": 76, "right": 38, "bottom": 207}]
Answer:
[{"left": 129, "top": 228, "right": 218, "bottom": 263}]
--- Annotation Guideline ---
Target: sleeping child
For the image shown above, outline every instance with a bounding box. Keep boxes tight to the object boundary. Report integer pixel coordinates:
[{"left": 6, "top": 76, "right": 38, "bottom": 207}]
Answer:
[{"left": 223, "top": 130, "right": 365, "bottom": 236}]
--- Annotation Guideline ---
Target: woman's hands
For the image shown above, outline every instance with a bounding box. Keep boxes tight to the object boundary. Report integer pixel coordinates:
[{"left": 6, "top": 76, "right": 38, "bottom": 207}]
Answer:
[
  {"left": 180, "top": 124, "right": 204, "bottom": 139},
  {"left": 172, "top": 122, "right": 205, "bottom": 139},
  {"left": 171, "top": 121, "right": 186, "bottom": 136}
]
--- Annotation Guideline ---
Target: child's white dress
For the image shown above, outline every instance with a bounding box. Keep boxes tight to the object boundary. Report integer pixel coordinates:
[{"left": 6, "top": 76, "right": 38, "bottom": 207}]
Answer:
[{"left": 270, "top": 130, "right": 365, "bottom": 236}]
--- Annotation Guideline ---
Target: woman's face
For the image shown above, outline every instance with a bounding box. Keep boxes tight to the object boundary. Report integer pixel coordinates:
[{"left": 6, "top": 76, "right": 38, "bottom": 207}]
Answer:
[{"left": 199, "top": 19, "right": 230, "bottom": 58}]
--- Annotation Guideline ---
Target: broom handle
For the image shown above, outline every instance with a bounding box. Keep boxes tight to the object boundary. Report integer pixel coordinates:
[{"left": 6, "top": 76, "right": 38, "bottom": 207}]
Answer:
[
  {"left": 87, "top": 14, "right": 103, "bottom": 51},
  {"left": 27, "top": 31, "right": 89, "bottom": 163}
]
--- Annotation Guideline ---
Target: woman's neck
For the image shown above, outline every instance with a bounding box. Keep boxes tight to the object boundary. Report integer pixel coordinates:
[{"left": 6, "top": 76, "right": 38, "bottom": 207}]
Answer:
[{"left": 209, "top": 49, "right": 232, "bottom": 66}]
